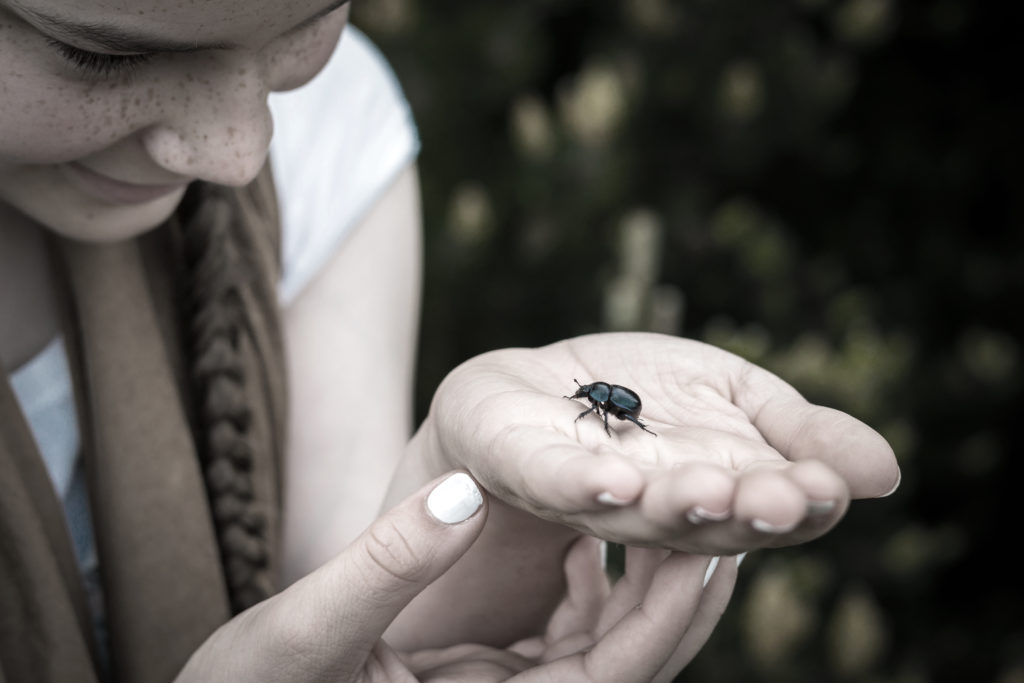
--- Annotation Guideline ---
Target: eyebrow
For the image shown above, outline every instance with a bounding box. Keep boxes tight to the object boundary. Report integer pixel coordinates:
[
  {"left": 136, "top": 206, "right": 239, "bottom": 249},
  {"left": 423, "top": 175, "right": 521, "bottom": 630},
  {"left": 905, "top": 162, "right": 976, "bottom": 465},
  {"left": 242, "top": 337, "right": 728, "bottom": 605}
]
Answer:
[{"left": 11, "top": 0, "right": 350, "bottom": 53}]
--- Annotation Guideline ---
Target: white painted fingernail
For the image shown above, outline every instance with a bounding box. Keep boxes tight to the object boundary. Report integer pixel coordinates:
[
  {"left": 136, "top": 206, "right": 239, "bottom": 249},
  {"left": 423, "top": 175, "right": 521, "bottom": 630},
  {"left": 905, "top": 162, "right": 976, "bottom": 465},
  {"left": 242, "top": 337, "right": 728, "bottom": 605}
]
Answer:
[
  {"left": 702, "top": 556, "right": 721, "bottom": 587},
  {"left": 597, "top": 491, "right": 633, "bottom": 506},
  {"left": 686, "top": 506, "right": 732, "bottom": 524},
  {"left": 876, "top": 468, "right": 902, "bottom": 498},
  {"left": 427, "top": 473, "right": 483, "bottom": 524}
]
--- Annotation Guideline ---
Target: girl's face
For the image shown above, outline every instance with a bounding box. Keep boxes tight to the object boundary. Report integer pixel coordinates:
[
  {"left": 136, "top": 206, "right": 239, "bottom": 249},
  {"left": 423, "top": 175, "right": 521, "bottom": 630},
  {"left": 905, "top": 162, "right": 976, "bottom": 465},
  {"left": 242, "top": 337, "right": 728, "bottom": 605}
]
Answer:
[{"left": 0, "top": 0, "right": 349, "bottom": 242}]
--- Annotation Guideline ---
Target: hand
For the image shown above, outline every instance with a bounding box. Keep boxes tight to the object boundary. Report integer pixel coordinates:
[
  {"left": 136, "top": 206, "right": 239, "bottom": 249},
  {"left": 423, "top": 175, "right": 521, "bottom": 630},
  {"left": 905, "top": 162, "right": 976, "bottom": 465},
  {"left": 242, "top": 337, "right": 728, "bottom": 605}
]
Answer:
[
  {"left": 403, "top": 537, "right": 738, "bottom": 683},
  {"left": 176, "top": 471, "right": 733, "bottom": 682},
  {"left": 174, "top": 471, "right": 488, "bottom": 683},
  {"left": 427, "top": 332, "right": 900, "bottom": 555}
]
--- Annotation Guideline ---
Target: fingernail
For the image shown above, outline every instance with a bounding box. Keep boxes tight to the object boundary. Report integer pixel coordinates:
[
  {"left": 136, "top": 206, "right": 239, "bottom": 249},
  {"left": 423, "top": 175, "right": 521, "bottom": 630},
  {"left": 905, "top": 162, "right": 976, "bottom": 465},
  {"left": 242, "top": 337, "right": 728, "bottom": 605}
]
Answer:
[
  {"left": 702, "top": 556, "right": 721, "bottom": 587},
  {"left": 427, "top": 472, "right": 483, "bottom": 524},
  {"left": 806, "top": 499, "right": 836, "bottom": 515},
  {"left": 751, "top": 518, "right": 798, "bottom": 534},
  {"left": 686, "top": 506, "right": 732, "bottom": 525},
  {"left": 597, "top": 491, "right": 633, "bottom": 506},
  {"left": 877, "top": 468, "right": 902, "bottom": 498}
]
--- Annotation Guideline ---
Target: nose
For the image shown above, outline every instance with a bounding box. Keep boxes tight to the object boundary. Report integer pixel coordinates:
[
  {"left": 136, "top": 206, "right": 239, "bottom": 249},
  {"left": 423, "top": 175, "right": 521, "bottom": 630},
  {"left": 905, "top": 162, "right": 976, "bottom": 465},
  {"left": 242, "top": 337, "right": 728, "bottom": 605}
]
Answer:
[{"left": 141, "top": 63, "right": 274, "bottom": 187}]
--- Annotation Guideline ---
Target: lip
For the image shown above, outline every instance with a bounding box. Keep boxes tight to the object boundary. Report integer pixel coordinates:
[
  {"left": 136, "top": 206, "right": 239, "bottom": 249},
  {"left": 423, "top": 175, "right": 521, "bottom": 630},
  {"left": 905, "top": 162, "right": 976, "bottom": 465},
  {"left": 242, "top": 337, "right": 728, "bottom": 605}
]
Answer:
[{"left": 61, "top": 162, "right": 188, "bottom": 205}]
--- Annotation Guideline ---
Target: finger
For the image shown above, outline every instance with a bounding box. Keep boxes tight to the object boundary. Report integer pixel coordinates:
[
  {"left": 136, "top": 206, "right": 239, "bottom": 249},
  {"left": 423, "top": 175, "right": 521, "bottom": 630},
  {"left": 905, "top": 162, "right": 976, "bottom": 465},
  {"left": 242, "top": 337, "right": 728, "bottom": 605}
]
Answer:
[
  {"left": 652, "top": 554, "right": 739, "bottom": 683},
  {"left": 785, "top": 458, "right": 851, "bottom": 513},
  {"left": 260, "top": 471, "right": 487, "bottom": 679},
  {"left": 543, "top": 536, "right": 610, "bottom": 645},
  {"left": 516, "top": 553, "right": 715, "bottom": 683},
  {"left": 364, "top": 641, "right": 418, "bottom": 682},
  {"left": 482, "top": 427, "right": 647, "bottom": 513},
  {"left": 638, "top": 466, "right": 806, "bottom": 555},
  {"left": 731, "top": 362, "right": 900, "bottom": 498},
  {"left": 745, "top": 457, "right": 861, "bottom": 551},
  {"left": 640, "top": 461, "right": 851, "bottom": 554},
  {"left": 542, "top": 544, "right": 670, "bottom": 663},
  {"left": 732, "top": 466, "right": 810, "bottom": 534},
  {"left": 762, "top": 459, "right": 851, "bottom": 547},
  {"left": 583, "top": 553, "right": 714, "bottom": 682},
  {"left": 593, "top": 545, "right": 671, "bottom": 636},
  {"left": 640, "top": 462, "right": 736, "bottom": 531},
  {"left": 406, "top": 643, "right": 532, "bottom": 680}
]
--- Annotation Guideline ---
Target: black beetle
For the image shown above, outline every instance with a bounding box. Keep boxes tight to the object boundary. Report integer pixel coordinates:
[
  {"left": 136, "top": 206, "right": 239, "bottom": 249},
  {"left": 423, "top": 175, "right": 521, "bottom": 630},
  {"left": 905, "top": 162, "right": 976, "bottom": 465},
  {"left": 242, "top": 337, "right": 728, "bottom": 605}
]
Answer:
[{"left": 564, "top": 379, "right": 657, "bottom": 437}]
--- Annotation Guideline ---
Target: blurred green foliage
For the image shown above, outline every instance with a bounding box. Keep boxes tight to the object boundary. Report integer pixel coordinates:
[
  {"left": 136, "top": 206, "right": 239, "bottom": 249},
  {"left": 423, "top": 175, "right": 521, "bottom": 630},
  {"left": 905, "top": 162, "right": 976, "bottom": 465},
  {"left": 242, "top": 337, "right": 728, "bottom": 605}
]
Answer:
[{"left": 353, "top": 0, "right": 1022, "bottom": 680}]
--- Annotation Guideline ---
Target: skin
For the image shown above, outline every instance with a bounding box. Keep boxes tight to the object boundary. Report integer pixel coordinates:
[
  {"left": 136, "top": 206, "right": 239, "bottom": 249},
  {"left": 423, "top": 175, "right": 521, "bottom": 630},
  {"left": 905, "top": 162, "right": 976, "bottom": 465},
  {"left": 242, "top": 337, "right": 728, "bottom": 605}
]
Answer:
[
  {"left": 0, "top": 0, "right": 347, "bottom": 370},
  {"left": 0, "top": 0, "right": 901, "bottom": 679}
]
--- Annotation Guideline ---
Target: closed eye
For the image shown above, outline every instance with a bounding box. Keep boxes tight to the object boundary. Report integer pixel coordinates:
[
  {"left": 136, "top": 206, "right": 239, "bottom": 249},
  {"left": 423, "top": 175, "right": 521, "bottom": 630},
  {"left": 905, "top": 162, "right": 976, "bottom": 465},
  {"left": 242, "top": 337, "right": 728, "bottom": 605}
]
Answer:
[{"left": 46, "top": 38, "right": 152, "bottom": 78}]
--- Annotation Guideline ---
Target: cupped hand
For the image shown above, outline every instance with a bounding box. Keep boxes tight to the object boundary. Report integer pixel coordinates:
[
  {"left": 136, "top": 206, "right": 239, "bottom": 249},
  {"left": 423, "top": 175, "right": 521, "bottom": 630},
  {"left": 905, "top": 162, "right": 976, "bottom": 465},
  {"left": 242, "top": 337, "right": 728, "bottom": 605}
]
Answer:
[
  {"left": 428, "top": 332, "right": 900, "bottom": 555},
  {"left": 175, "top": 471, "right": 735, "bottom": 683},
  {"left": 404, "top": 537, "right": 737, "bottom": 683}
]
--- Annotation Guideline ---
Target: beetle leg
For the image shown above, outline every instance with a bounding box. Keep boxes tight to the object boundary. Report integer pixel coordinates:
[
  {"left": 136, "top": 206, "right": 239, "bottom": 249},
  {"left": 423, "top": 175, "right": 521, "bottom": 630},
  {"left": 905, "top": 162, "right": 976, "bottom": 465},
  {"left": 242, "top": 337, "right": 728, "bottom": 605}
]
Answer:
[
  {"left": 574, "top": 405, "right": 598, "bottom": 423},
  {"left": 602, "top": 409, "right": 612, "bottom": 437},
  {"left": 622, "top": 414, "right": 658, "bottom": 437}
]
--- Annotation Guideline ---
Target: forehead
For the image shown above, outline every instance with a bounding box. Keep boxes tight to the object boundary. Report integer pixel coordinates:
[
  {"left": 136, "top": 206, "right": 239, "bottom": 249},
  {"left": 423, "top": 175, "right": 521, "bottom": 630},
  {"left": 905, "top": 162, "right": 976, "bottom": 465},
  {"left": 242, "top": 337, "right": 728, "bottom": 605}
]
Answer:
[{"left": 7, "top": 0, "right": 344, "bottom": 45}]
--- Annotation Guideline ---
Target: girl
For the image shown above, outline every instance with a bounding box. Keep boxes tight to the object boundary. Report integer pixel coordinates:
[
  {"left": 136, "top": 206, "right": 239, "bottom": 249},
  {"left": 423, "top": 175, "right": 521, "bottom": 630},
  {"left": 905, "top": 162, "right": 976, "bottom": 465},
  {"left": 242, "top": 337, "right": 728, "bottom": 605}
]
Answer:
[{"left": 0, "top": 1, "right": 900, "bottom": 681}]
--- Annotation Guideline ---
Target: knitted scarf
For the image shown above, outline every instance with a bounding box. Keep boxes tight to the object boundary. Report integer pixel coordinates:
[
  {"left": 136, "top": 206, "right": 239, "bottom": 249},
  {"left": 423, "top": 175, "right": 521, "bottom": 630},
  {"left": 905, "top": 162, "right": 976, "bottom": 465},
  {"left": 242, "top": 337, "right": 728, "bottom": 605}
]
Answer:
[{"left": 0, "top": 166, "right": 287, "bottom": 683}]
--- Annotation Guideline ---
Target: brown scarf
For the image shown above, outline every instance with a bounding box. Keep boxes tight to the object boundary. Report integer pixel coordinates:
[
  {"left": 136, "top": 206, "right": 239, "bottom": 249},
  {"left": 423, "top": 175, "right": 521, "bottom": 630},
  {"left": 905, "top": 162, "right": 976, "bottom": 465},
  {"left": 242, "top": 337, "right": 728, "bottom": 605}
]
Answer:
[{"left": 0, "top": 167, "right": 287, "bottom": 683}]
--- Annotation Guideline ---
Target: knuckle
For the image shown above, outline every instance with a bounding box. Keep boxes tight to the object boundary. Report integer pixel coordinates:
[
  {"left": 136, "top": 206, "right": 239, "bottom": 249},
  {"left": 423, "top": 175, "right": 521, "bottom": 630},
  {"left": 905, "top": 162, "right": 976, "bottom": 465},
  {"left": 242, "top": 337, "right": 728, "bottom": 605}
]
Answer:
[{"left": 361, "top": 519, "right": 430, "bottom": 586}]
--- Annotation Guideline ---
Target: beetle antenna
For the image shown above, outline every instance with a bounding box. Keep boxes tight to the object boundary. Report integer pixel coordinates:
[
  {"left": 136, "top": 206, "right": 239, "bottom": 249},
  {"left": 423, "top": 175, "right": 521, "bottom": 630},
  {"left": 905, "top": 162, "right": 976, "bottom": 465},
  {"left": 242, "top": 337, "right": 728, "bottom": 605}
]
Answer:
[{"left": 573, "top": 378, "right": 582, "bottom": 387}]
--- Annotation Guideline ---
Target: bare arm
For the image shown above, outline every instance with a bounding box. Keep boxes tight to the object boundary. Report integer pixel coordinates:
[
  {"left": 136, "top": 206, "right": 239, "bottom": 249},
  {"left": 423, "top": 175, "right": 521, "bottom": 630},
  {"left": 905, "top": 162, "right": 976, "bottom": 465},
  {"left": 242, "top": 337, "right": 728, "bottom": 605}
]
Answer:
[{"left": 281, "top": 163, "right": 422, "bottom": 582}]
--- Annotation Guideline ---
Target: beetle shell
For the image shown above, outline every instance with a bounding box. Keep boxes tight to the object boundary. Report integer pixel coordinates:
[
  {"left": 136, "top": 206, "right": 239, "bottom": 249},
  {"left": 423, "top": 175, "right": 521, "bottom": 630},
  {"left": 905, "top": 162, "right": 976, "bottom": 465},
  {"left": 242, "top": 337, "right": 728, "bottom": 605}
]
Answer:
[{"left": 607, "top": 385, "right": 643, "bottom": 419}]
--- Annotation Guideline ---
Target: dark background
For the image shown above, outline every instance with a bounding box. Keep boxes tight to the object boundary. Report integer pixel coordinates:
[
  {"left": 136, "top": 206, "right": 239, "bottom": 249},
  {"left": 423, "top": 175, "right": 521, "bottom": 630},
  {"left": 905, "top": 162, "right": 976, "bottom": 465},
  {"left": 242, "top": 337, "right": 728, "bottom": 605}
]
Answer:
[{"left": 352, "top": 1, "right": 1022, "bottom": 680}]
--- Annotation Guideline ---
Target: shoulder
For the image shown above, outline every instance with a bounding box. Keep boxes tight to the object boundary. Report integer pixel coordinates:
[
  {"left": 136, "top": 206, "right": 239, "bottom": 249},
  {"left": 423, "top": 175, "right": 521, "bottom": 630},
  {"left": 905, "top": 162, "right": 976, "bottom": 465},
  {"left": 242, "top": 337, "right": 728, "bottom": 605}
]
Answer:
[
  {"left": 269, "top": 26, "right": 420, "bottom": 305},
  {"left": 268, "top": 25, "right": 414, "bottom": 139}
]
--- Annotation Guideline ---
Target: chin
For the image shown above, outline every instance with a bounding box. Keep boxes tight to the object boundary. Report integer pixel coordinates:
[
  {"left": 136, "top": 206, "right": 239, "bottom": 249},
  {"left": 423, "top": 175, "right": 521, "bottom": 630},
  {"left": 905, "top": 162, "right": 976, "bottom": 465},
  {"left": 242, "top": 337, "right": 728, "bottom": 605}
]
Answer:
[{"left": 28, "top": 186, "right": 188, "bottom": 244}]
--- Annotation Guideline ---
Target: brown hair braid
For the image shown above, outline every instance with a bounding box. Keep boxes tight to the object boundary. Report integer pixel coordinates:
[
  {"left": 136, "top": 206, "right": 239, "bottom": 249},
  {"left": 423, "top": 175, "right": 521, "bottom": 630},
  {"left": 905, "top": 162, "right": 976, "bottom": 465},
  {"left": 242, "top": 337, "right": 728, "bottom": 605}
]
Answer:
[{"left": 176, "top": 181, "right": 274, "bottom": 614}]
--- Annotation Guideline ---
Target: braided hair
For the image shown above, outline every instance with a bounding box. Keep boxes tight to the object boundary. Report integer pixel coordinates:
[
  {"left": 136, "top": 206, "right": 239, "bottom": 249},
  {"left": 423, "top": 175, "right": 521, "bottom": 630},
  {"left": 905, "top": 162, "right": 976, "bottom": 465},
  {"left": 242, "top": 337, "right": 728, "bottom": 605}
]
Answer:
[{"left": 175, "top": 180, "right": 277, "bottom": 613}]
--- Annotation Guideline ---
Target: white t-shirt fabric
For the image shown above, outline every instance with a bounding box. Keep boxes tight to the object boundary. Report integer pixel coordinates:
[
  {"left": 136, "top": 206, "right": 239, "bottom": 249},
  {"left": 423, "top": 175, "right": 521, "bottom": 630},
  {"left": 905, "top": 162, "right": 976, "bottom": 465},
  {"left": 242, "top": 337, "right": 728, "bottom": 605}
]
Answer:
[
  {"left": 271, "top": 25, "right": 420, "bottom": 305},
  {"left": 8, "top": 23, "right": 419, "bottom": 613}
]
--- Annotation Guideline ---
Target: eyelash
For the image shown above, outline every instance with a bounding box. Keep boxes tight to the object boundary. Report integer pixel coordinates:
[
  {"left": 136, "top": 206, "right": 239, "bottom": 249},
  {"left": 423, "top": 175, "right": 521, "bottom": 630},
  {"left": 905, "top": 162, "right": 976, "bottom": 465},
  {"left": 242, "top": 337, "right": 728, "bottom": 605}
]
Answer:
[
  {"left": 43, "top": 4, "right": 347, "bottom": 79},
  {"left": 47, "top": 39, "right": 152, "bottom": 78}
]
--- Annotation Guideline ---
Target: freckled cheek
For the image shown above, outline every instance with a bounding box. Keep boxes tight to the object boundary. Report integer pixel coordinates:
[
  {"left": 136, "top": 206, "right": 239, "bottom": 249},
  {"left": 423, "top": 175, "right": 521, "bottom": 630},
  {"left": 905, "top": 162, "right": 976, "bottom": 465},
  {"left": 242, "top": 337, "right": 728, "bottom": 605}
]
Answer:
[
  {"left": 0, "top": 66, "right": 159, "bottom": 165},
  {"left": 0, "top": 35, "right": 174, "bottom": 165},
  {"left": 269, "top": 18, "right": 346, "bottom": 91}
]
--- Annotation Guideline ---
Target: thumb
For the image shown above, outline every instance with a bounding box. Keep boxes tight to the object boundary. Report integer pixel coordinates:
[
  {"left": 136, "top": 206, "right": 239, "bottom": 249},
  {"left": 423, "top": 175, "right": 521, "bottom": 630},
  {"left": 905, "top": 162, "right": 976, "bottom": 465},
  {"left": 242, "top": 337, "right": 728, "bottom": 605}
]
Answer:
[
  {"left": 264, "top": 472, "right": 487, "bottom": 679},
  {"left": 338, "top": 471, "right": 487, "bottom": 638}
]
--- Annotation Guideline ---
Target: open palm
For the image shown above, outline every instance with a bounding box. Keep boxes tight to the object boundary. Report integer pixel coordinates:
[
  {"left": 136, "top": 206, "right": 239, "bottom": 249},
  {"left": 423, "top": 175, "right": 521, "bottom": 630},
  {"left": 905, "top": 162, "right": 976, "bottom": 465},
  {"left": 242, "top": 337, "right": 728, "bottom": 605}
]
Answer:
[{"left": 429, "top": 332, "right": 899, "bottom": 555}]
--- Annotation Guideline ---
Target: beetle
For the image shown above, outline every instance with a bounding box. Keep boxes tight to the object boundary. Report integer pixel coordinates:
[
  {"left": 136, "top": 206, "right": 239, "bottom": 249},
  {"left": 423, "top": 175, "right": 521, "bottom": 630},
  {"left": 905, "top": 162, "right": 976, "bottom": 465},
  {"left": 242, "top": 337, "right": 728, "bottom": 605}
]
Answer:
[{"left": 564, "top": 379, "right": 657, "bottom": 437}]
